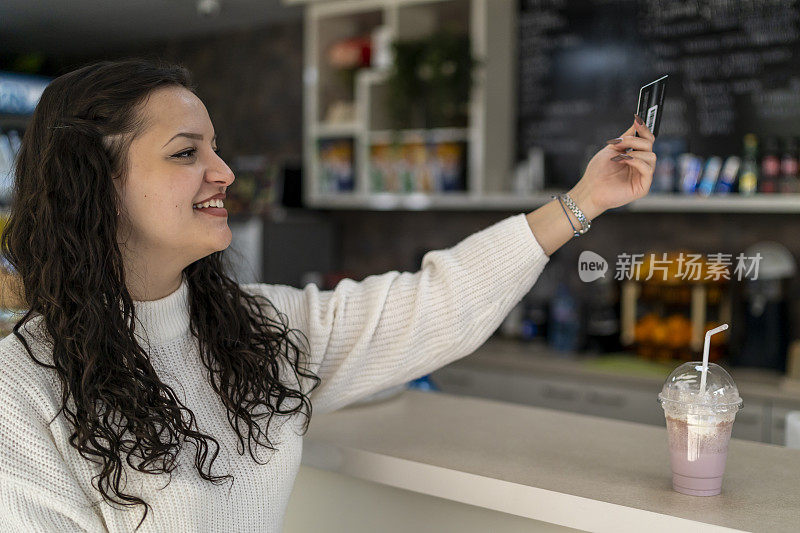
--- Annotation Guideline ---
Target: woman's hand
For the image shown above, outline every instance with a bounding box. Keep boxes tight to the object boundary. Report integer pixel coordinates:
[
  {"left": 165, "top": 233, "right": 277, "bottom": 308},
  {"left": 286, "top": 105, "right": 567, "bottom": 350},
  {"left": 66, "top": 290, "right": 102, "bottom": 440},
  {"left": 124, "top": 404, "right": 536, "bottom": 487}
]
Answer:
[{"left": 569, "top": 114, "right": 656, "bottom": 219}]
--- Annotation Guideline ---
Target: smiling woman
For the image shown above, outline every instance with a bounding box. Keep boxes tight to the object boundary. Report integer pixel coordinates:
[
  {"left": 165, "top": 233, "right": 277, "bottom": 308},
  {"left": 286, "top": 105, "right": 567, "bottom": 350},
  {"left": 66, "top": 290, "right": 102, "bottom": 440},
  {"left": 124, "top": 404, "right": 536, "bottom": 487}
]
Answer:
[
  {"left": 0, "top": 55, "right": 653, "bottom": 533},
  {"left": 0, "top": 58, "right": 321, "bottom": 532},
  {"left": 118, "top": 84, "right": 235, "bottom": 301}
]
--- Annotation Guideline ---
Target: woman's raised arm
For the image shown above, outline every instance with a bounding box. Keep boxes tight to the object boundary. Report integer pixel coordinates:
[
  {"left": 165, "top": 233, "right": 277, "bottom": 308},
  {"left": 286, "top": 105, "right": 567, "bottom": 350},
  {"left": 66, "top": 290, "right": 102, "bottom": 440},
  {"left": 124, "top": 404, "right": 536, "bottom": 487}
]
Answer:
[{"left": 527, "top": 114, "right": 656, "bottom": 256}]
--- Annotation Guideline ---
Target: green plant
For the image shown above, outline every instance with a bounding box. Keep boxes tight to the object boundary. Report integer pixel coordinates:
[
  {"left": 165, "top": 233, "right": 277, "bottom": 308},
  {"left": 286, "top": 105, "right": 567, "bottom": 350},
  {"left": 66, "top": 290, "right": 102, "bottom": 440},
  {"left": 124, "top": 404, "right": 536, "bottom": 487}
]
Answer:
[{"left": 387, "top": 31, "right": 478, "bottom": 130}]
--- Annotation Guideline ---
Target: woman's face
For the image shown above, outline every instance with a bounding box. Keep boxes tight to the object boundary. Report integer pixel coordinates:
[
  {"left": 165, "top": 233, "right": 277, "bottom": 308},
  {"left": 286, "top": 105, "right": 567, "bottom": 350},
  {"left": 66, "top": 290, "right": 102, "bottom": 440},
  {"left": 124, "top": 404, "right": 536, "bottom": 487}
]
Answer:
[{"left": 117, "top": 86, "right": 235, "bottom": 275}]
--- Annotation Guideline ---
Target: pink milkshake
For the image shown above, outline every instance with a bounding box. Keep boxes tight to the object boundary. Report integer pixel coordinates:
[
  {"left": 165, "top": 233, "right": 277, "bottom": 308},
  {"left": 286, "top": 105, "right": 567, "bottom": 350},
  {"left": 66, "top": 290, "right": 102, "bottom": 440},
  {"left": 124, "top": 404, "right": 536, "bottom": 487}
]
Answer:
[{"left": 658, "top": 362, "right": 742, "bottom": 496}]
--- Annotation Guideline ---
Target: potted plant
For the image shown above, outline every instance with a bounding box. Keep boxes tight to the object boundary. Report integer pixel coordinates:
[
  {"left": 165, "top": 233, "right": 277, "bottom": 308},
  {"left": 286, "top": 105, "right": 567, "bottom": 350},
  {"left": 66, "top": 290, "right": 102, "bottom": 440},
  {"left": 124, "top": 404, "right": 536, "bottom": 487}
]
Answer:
[{"left": 386, "top": 30, "right": 478, "bottom": 131}]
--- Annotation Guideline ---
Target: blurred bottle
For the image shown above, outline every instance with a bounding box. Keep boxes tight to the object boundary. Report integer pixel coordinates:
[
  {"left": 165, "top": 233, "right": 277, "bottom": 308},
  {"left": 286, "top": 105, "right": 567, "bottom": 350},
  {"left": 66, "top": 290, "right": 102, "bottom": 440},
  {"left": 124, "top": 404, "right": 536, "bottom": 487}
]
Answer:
[
  {"left": 759, "top": 136, "right": 780, "bottom": 193},
  {"left": 713, "top": 155, "right": 741, "bottom": 194},
  {"left": 778, "top": 137, "right": 799, "bottom": 194},
  {"left": 499, "top": 294, "right": 549, "bottom": 341},
  {"left": 697, "top": 156, "right": 723, "bottom": 197},
  {"left": 519, "top": 264, "right": 559, "bottom": 342},
  {"left": 407, "top": 375, "right": 440, "bottom": 391},
  {"left": 512, "top": 146, "right": 545, "bottom": 195},
  {"left": 548, "top": 283, "right": 581, "bottom": 353},
  {"left": 0, "top": 129, "right": 13, "bottom": 169},
  {"left": 738, "top": 133, "right": 759, "bottom": 195},
  {"left": 651, "top": 138, "right": 686, "bottom": 193},
  {"left": 0, "top": 129, "right": 17, "bottom": 206},
  {"left": 6, "top": 130, "right": 21, "bottom": 153},
  {"left": 678, "top": 153, "right": 703, "bottom": 194},
  {"left": 521, "top": 296, "right": 548, "bottom": 341},
  {"left": 582, "top": 277, "right": 621, "bottom": 354},
  {"left": 652, "top": 153, "right": 676, "bottom": 193}
]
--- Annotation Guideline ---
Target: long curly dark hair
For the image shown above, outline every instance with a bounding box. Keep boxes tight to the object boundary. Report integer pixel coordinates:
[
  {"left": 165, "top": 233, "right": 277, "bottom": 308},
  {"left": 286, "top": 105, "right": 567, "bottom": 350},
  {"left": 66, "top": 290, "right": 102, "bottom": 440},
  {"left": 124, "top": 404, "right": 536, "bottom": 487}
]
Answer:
[{"left": 0, "top": 58, "right": 321, "bottom": 531}]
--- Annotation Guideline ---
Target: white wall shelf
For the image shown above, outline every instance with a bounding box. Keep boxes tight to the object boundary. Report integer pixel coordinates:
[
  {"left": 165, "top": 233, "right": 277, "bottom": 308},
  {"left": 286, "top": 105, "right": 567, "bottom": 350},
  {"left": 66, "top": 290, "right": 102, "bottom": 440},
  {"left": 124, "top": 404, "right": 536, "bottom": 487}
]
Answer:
[
  {"left": 624, "top": 193, "right": 800, "bottom": 213},
  {"left": 299, "top": 0, "right": 516, "bottom": 204},
  {"left": 367, "top": 127, "right": 470, "bottom": 144},
  {"left": 306, "top": 191, "right": 800, "bottom": 213},
  {"left": 313, "top": 122, "right": 360, "bottom": 137}
]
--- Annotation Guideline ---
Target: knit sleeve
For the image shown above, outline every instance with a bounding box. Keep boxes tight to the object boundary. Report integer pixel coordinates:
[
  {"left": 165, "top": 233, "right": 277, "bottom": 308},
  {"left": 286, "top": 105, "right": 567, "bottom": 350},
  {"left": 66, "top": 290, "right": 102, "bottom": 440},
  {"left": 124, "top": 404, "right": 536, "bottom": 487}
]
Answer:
[
  {"left": 243, "top": 213, "right": 549, "bottom": 414},
  {"left": 0, "top": 355, "right": 108, "bottom": 532}
]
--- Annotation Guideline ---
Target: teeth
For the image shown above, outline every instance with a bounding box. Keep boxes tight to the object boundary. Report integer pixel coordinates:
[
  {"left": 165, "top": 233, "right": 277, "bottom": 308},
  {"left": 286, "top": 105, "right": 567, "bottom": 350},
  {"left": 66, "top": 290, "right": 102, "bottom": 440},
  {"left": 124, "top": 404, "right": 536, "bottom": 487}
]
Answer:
[{"left": 193, "top": 198, "right": 223, "bottom": 209}]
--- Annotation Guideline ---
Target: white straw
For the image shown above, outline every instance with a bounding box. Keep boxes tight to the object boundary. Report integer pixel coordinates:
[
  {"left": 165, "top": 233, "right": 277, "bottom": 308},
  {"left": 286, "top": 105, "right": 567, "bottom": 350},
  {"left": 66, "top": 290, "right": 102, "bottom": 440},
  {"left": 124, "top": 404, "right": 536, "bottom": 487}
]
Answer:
[{"left": 700, "top": 324, "right": 728, "bottom": 394}]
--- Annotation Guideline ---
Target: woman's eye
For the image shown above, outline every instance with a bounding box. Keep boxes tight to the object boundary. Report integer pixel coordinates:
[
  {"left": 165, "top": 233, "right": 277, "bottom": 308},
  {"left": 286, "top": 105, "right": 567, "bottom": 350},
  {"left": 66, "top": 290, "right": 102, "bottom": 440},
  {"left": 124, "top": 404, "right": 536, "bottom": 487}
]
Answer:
[
  {"left": 173, "top": 149, "right": 196, "bottom": 159},
  {"left": 171, "top": 147, "right": 219, "bottom": 159}
]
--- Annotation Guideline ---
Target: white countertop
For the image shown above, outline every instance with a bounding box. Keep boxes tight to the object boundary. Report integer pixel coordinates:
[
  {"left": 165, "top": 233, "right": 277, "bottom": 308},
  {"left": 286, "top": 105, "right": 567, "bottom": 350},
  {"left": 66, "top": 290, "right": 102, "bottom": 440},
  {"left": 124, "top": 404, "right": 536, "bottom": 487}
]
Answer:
[{"left": 302, "top": 389, "right": 800, "bottom": 533}]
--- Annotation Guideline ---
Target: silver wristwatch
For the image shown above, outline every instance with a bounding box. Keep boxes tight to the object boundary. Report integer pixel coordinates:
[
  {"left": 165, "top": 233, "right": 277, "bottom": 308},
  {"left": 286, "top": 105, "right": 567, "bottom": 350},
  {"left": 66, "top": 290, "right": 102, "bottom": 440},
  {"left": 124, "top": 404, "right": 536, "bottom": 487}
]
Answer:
[{"left": 560, "top": 193, "right": 591, "bottom": 236}]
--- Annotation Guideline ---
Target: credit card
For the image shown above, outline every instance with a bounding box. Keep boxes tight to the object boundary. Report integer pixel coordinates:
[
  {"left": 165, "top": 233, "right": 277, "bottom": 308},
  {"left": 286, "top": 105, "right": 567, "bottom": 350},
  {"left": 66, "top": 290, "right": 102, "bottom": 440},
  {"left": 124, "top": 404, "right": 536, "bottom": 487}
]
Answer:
[{"left": 635, "top": 75, "right": 668, "bottom": 138}]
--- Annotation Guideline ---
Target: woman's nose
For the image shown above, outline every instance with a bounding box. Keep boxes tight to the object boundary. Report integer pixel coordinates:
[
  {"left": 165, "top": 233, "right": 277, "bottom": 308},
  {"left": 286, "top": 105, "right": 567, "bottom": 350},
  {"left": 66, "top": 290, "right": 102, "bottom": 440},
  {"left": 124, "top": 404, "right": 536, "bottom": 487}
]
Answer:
[{"left": 208, "top": 154, "right": 235, "bottom": 185}]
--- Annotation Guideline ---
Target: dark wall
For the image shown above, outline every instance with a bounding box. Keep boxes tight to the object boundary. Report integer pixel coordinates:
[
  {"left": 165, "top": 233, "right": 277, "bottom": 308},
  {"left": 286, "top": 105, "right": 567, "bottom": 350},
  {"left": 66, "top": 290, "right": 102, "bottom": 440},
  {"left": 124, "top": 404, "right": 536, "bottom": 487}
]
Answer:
[
  {"left": 330, "top": 208, "right": 800, "bottom": 345},
  {"left": 53, "top": 20, "right": 304, "bottom": 166}
]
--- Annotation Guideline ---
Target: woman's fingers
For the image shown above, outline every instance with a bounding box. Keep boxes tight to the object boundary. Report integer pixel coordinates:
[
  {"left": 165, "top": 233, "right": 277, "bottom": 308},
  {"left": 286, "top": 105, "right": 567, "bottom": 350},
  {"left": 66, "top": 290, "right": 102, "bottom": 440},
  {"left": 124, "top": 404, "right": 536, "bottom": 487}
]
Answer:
[
  {"left": 609, "top": 115, "right": 654, "bottom": 154},
  {"left": 633, "top": 113, "right": 655, "bottom": 141},
  {"left": 612, "top": 150, "right": 656, "bottom": 171},
  {"left": 605, "top": 135, "right": 652, "bottom": 152},
  {"left": 620, "top": 155, "right": 654, "bottom": 195}
]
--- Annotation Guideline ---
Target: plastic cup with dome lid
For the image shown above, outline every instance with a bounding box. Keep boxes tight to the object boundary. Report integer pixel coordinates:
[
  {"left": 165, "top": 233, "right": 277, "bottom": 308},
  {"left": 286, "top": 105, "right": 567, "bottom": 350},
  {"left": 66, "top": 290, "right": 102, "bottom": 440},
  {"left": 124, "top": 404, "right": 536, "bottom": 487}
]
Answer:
[{"left": 657, "top": 323, "right": 743, "bottom": 496}]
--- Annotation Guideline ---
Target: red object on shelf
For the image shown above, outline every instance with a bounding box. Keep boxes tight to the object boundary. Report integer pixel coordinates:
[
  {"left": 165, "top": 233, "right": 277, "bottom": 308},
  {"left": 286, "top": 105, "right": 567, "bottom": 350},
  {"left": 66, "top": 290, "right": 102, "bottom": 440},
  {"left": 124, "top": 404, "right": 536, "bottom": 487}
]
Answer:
[{"left": 328, "top": 36, "right": 372, "bottom": 69}]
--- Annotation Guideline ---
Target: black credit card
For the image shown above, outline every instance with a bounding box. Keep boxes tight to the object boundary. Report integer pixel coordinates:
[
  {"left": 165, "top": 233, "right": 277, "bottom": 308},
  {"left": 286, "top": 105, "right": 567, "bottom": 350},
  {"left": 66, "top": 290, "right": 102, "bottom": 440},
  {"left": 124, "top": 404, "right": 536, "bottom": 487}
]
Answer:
[{"left": 636, "top": 75, "right": 668, "bottom": 137}]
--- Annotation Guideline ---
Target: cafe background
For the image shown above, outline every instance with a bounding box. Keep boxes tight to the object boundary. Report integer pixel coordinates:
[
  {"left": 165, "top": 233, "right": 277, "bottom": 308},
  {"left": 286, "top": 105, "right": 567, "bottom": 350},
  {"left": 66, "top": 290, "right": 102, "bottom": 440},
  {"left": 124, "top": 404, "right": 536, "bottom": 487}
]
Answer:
[{"left": 2, "top": 0, "right": 800, "bottom": 456}]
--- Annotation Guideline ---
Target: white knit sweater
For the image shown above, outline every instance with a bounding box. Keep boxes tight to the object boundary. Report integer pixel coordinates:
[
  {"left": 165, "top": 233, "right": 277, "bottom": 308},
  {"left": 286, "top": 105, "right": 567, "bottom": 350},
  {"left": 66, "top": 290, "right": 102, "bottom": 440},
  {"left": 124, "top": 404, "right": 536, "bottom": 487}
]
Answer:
[{"left": 0, "top": 213, "right": 548, "bottom": 532}]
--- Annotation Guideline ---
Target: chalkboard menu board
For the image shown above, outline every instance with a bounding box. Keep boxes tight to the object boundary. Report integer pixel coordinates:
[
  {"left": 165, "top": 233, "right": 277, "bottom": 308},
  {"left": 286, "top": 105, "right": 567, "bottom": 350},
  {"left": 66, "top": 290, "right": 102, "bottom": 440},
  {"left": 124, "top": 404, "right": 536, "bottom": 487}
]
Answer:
[{"left": 517, "top": 0, "right": 800, "bottom": 189}]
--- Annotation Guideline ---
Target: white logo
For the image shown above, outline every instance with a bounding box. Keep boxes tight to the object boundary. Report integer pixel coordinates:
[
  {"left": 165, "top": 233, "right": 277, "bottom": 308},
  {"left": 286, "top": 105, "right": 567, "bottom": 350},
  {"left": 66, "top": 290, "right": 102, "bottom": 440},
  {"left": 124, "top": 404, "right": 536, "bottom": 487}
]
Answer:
[{"left": 578, "top": 250, "right": 608, "bottom": 282}]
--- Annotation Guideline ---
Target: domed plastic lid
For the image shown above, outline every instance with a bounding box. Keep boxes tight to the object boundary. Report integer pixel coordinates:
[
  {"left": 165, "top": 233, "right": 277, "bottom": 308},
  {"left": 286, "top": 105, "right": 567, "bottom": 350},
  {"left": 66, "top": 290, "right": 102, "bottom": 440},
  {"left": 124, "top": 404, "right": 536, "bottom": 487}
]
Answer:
[{"left": 657, "top": 362, "right": 743, "bottom": 412}]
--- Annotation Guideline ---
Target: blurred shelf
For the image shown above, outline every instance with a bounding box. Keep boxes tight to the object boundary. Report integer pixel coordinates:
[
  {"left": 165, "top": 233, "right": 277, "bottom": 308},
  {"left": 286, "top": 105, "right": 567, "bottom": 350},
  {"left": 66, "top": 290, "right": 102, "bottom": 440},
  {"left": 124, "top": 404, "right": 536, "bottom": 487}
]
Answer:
[
  {"left": 368, "top": 127, "right": 470, "bottom": 144},
  {"left": 306, "top": 191, "right": 800, "bottom": 212},
  {"left": 624, "top": 193, "right": 800, "bottom": 213},
  {"left": 313, "top": 122, "right": 360, "bottom": 137},
  {"left": 308, "top": 191, "right": 480, "bottom": 210}
]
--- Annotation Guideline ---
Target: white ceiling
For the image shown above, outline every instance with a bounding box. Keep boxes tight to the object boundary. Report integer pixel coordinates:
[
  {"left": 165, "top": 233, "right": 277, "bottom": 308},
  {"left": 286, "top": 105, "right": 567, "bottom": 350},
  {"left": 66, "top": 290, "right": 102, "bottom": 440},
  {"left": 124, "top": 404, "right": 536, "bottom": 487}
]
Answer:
[{"left": 0, "top": 0, "right": 305, "bottom": 57}]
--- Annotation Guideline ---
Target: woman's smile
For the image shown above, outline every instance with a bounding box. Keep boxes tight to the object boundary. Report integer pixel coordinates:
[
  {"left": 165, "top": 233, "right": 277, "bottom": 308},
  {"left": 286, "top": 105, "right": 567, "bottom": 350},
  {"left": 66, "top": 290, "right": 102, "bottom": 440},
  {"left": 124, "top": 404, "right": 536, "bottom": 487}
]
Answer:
[
  {"left": 193, "top": 205, "right": 228, "bottom": 217},
  {"left": 192, "top": 197, "right": 227, "bottom": 217}
]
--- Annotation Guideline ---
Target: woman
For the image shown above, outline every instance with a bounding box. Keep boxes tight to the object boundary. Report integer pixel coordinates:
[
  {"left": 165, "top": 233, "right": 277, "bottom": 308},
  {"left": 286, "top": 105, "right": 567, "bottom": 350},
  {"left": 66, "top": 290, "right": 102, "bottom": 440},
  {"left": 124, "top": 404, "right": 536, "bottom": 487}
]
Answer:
[{"left": 0, "top": 58, "right": 655, "bottom": 532}]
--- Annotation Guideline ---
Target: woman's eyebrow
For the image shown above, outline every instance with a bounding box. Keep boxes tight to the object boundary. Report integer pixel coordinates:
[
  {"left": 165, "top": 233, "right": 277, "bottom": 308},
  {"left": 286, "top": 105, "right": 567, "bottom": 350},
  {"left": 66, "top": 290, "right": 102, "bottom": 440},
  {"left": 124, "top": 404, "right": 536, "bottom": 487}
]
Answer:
[{"left": 163, "top": 132, "right": 217, "bottom": 147}]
